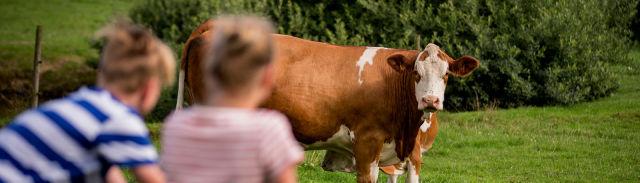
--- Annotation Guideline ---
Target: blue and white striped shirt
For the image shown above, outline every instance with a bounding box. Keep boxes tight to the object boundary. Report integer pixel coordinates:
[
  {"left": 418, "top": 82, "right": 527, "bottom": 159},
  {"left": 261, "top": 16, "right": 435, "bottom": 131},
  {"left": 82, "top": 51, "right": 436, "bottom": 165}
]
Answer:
[{"left": 0, "top": 87, "right": 158, "bottom": 183}]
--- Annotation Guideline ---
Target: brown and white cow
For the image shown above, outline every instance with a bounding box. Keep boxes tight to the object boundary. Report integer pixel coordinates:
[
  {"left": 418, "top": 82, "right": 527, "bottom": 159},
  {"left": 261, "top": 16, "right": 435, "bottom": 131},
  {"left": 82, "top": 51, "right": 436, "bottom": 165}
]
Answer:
[{"left": 176, "top": 20, "right": 479, "bottom": 183}]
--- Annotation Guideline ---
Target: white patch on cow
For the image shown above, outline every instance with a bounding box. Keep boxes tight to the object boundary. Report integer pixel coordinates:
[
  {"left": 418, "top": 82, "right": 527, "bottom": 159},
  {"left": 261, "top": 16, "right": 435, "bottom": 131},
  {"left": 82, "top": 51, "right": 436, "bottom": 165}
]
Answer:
[
  {"left": 419, "top": 121, "right": 431, "bottom": 132},
  {"left": 415, "top": 44, "right": 448, "bottom": 110},
  {"left": 349, "top": 131, "right": 355, "bottom": 141},
  {"left": 378, "top": 141, "right": 401, "bottom": 166},
  {"left": 419, "top": 120, "right": 430, "bottom": 132},
  {"left": 370, "top": 161, "right": 380, "bottom": 183},
  {"left": 406, "top": 161, "right": 420, "bottom": 183},
  {"left": 420, "top": 112, "right": 433, "bottom": 132},
  {"left": 356, "top": 47, "right": 384, "bottom": 85}
]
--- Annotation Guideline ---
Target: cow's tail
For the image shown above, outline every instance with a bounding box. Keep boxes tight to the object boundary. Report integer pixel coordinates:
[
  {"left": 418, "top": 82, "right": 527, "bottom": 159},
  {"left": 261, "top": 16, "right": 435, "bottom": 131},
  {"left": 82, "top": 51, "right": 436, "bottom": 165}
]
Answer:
[
  {"left": 175, "top": 34, "right": 194, "bottom": 110},
  {"left": 175, "top": 66, "right": 186, "bottom": 110},
  {"left": 175, "top": 33, "right": 201, "bottom": 110},
  {"left": 175, "top": 20, "right": 215, "bottom": 110}
]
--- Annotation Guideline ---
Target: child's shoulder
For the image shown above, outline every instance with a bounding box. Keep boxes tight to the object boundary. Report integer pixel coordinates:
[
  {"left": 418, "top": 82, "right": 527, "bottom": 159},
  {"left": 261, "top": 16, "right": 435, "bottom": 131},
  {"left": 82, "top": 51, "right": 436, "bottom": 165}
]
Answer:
[
  {"left": 250, "top": 109, "right": 292, "bottom": 131},
  {"left": 253, "top": 109, "right": 288, "bottom": 121}
]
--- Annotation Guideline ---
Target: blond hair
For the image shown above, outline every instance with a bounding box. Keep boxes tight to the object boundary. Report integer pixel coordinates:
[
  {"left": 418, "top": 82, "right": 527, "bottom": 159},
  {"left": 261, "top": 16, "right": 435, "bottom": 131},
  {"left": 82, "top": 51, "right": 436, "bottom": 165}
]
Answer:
[
  {"left": 205, "top": 16, "right": 275, "bottom": 92},
  {"left": 97, "top": 20, "right": 175, "bottom": 93}
]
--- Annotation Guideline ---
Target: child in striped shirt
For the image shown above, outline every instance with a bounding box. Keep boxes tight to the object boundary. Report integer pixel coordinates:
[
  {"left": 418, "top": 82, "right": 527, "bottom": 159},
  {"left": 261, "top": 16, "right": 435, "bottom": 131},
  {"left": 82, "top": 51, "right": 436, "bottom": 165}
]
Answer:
[
  {"left": 161, "top": 16, "right": 304, "bottom": 183},
  {"left": 0, "top": 21, "right": 174, "bottom": 183}
]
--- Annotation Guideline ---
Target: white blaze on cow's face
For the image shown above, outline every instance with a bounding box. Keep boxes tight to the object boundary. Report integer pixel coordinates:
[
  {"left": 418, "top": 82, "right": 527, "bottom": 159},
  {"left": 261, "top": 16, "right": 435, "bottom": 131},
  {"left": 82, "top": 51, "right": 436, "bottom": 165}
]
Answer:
[
  {"left": 386, "top": 43, "right": 479, "bottom": 111},
  {"left": 414, "top": 43, "right": 448, "bottom": 111}
]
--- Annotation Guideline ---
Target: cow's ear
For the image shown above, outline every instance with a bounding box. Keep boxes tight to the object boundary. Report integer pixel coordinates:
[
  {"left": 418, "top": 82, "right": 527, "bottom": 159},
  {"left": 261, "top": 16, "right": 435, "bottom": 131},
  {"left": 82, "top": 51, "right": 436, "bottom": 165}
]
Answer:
[
  {"left": 448, "top": 56, "right": 479, "bottom": 77},
  {"left": 387, "top": 53, "right": 415, "bottom": 72}
]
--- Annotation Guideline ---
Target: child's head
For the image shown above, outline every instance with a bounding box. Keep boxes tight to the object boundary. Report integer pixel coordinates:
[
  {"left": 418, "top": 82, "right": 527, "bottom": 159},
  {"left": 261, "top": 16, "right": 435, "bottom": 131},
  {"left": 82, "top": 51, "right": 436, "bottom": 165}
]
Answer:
[
  {"left": 97, "top": 20, "right": 175, "bottom": 114},
  {"left": 204, "top": 16, "right": 275, "bottom": 106}
]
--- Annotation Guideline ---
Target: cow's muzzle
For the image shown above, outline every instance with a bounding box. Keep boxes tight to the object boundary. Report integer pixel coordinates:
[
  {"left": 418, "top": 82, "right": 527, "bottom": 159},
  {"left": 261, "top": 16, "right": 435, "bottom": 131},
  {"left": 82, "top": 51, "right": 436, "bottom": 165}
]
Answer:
[{"left": 421, "top": 95, "right": 439, "bottom": 112}]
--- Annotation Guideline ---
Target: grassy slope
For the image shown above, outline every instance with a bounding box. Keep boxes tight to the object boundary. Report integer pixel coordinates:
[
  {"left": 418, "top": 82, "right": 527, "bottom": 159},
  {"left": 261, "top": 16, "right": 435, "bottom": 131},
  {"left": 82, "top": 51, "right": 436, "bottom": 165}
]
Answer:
[
  {"left": 0, "top": 0, "right": 133, "bottom": 62},
  {"left": 295, "top": 49, "right": 640, "bottom": 182}
]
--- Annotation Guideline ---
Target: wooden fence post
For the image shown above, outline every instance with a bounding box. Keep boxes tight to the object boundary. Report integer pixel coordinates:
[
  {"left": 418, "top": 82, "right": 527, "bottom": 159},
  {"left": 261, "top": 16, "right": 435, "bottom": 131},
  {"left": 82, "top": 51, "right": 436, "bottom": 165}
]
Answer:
[
  {"left": 32, "top": 25, "right": 42, "bottom": 107},
  {"left": 416, "top": 35, "right": 422, "bottom": 50}
]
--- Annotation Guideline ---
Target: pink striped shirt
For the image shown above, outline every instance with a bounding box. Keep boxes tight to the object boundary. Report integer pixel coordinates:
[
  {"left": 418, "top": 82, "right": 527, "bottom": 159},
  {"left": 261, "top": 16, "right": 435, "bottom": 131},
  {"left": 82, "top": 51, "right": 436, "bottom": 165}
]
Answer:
[{"left": 160, "top": 106, "right": 304, "bottom": 183}]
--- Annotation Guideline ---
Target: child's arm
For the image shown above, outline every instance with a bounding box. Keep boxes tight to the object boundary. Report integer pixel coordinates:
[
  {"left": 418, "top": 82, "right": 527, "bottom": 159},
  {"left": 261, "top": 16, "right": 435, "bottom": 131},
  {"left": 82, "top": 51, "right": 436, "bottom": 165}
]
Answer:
[
  {"left": 132, "top": 165, "right": 165, "bottom": 183},
  {"left": 96, "top": 118, "right": 162, "bottom": 182},
  {"left": 276, "top": 165, "right": 298, "bottom": 183},
  {"left": 106, "top": 166, "right": 127, "bottom": 183}
]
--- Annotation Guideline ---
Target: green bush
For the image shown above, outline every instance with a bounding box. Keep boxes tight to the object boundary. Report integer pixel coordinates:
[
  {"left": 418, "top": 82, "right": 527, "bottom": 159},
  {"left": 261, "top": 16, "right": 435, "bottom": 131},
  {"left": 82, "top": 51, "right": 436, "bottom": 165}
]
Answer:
[
  {"left": 130, "top": 0, "right": 637, "bottom": 114},
  {"left": 632, "top": 1, "right": 640, "bottom": 42}
]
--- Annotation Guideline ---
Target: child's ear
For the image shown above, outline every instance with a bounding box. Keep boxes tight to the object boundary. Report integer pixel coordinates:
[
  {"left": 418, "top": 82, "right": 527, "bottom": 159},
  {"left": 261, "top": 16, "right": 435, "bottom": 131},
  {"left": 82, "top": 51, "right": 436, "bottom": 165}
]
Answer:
[
  {"left": 138, "top": 77, "right": 162, "bottom": 115},
  {"left": 261, "top": 64, "right": 275, "bottom": 89}
]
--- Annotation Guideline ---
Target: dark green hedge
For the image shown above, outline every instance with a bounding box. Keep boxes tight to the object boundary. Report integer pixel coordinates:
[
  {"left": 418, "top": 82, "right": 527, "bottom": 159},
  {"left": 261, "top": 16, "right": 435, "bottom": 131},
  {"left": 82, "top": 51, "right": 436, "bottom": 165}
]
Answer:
[
  {"left": 131, "top": 0, "right": 637, "bottom": 114},
  {"left": 633, "top": 1, "right": 640, "bottom": 42}
]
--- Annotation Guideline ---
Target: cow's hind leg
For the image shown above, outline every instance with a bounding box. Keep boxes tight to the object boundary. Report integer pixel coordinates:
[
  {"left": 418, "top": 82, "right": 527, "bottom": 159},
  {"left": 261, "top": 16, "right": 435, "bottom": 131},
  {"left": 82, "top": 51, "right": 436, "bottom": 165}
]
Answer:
[{"left": 354, "top": 133, "right": 384, "bottom": 183}]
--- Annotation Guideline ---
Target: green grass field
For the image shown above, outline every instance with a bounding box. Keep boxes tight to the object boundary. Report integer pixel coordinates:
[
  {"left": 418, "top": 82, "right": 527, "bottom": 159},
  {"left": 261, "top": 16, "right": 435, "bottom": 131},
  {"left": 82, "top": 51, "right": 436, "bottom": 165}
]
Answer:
[
  {"left": 1, "top": 1, "right": 639, "bottom": 182},
  {"left": 0, "top": 0, "right": 135, "bottom": 115},
  {"left": 0, "top": 0, "right": 133, "bottom": 62}
]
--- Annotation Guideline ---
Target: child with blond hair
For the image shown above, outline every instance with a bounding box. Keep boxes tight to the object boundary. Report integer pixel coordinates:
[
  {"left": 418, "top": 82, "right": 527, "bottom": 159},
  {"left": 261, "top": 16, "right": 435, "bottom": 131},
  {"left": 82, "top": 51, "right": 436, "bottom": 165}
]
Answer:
[
  {"left": 161, "top": 16, "right": 303, "bottom": 183},
  {"left": 0, "top": 21, "right": 173, "bottom": 183}
]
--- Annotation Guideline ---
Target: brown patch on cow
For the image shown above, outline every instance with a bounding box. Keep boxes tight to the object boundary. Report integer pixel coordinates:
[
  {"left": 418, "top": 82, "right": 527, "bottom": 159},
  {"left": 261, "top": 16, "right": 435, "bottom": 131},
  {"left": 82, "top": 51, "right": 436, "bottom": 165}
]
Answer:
[
  {"left": 183, "top": 33, "right": 214, "bottom": 104},
  {"left": 409, "top": 138, "right": 422, "bottom": 173},
  {"left": 380, "top": 165, "right": 399, "bottom": 175},
  {"left": 448, "top": 56, "right": 480, "bottom": 77},
  {"left": 412, "top": 71, "right": 421, "bottom": 83},
  {"left": 443, "top": 74, "right": 449, "bottom": 84},
  {"left": 181, "top": 19, "right": 217, "bottom": 104},
  {"left": 418, "top": 50, "right": 429, "bottom": 61}
]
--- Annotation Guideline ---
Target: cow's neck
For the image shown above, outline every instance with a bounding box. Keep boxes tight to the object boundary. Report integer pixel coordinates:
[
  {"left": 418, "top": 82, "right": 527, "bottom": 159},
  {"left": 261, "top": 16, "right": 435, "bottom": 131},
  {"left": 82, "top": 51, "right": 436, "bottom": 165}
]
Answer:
[{"left": 382, "top": 63, "right": 423, "bottom": 159}]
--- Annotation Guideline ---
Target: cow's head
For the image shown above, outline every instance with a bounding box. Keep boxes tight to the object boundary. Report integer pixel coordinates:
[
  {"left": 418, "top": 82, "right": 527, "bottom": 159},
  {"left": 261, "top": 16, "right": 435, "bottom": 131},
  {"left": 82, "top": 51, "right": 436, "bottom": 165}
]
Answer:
[
  {"left": 321, "top": 151, "right": 355, "bottom": 173},
  {"left": 387, "top": 43, "right": 479, "bottom": 112}
]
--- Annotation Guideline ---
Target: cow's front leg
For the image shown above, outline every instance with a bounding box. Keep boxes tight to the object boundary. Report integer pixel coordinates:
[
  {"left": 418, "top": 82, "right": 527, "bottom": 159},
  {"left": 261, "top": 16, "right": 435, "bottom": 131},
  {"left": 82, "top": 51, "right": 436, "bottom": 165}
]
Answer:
[
  {"left": 405, "top": 161, "right": 420, "bottom": 183},
  {"left": 354, "top": 134, "right": 384, "bottom": 183},
  {"left": 380, "top": 165, "right": 402, "bottom": 183},
  {"left": 386, "top": 174, "right": 399, "bottom": 183}
]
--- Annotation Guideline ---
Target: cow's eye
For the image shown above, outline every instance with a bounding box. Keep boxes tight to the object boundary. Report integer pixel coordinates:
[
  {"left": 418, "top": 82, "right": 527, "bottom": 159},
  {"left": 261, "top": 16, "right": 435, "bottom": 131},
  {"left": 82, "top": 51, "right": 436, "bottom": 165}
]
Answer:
[{"left": 413, "top": 72, "right": 421, "bottom": 82}]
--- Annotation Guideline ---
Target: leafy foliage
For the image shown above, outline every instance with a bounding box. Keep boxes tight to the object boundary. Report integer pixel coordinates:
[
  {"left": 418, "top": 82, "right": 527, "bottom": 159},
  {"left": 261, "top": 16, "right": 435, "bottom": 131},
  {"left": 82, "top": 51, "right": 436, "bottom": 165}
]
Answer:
[
  {"left": 130, "top": 0, "right": 637, "bottom": 113},
  {"left": 632, "top": 1, "right": 640, "bottom": 42}
]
